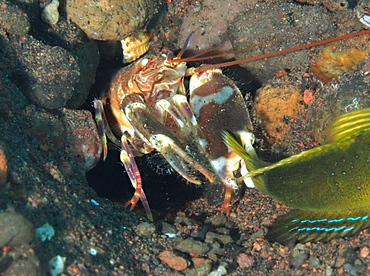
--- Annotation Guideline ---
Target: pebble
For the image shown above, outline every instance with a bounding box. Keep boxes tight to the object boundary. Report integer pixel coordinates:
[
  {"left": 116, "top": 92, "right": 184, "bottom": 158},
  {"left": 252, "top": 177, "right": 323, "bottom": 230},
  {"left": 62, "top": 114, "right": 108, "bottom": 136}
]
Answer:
[
  {"left": 158, "top": 250, "right": 189, "bottom": 271},
  {"left": 205, "top": 213, "right": 227, "bottom": 227},
  {"left": 236, "top": 253, "right": 255, "bottom": 269},
  {"left": 343, "top": 263, "right": 358, "bottom": 276},
  {"left": 135, "top": 221, "right": 156, "bottom": 237},
  {"left": 175, "top": 238, "right": 211, "bottom": 255},
  {"left": 191, "top": 257, "right": 211, "bottom": 267},
  {"left": 309, "top": 255, "right": 321, "bottom": 269},
  {"left": 325, "top": 265, "right": 334, "bottom": 276},
  {"left": 41, "top": 0, "right": 60, "bottom": 26},
  {"left": 290, "top": 252, "right": 308, "bottom": 267},
  {"left": 161, "top": 222, "right": 177, "bottom": 236},
  {"left": 208, "top": 264, "right": 227, "bottom": 276},
  {"left": 359, "top": 246, "right": 369, "bottom": 258},
  {"left": 205, "top": 232, "right": 233, "bottom": 245},
  {"left": 184, "top": 262, "right": 212, "bottom": 276}
]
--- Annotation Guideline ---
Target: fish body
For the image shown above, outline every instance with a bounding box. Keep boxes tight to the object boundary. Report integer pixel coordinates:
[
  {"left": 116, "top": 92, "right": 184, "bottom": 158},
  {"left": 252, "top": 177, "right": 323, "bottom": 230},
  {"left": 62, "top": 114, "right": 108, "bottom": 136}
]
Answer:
[{"left": 223, "top": 108, "right": 370, "bottom": 243}]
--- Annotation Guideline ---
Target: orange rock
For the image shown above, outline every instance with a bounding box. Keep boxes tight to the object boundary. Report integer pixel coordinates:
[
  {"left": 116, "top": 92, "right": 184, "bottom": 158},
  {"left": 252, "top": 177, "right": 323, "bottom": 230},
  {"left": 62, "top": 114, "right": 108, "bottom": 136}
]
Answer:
[
  {"left": 0, "top": 146, "right": 8, "bottom": 184},
  {"left": 158, "top": 250, "right": 189, "bottom": 271},
  {"left": 311, "top": 35, "right": 370, "bottom": 82},
  {"left": 303, "top": 89, "right": 315, "bottom": 105},
  {"left": 360, "top": 246, "right": 369, "bottom": 258},
  {"left": 254, "top": 84, "right": 304, "bottom": 144}
]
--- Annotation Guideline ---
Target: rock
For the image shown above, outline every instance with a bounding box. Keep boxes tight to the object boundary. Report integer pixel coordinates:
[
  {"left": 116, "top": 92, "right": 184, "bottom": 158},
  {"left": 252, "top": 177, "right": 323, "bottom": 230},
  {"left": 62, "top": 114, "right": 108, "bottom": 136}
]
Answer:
[
  {"left": 0, "top": 2, "right": 99, "bottom": 110},
  {"left": 229, "top": 1, "right": 335, "bottom": 83},
  {"left": 62, "top": 109, "right": 102, "bottom": 171},
  {"left": 66, "top": 41, "right": 99, "bottom": 109},
  {"left": 254, "top": 64, "right": 370, "bottom": 155},
  {"left": 175, "top": 238, "right": 211, "bottom": 255},
  {"left": 0, "top": 2, "right": 30, "bottom": 35},
  {"left": 254, "top": 84, "right": 304, "bottom": 144},
  {"left": 158, "top": 250, "right": 189, "bottom": 271},
  {"left": 311, "top": 35, "right": 369, "bottom": 82},
  {"left": 66, "top": 0, "right": 155, "bottom": 41},
  {"left": 177, "top": 0, "right": 258, "bottom": 54},
  {"left": 8, "top": 35, "right": 79, "bottom": 109},
  {"left": 0, "top": 209, "right": 34, "bottom": 247}
]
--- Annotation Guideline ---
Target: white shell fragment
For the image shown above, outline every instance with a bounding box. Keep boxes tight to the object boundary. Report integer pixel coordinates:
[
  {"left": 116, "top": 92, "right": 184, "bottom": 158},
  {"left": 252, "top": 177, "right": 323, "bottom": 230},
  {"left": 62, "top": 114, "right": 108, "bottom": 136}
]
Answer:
[
  {"left": 49, "top": 255, "right": 66, "bottom": 276},
  {"left": 356, "top": 0, "right": 370, "bottom": 28},
  {"left": 121, "top": 30, "right": 150, "bottom": 63},
  {"left": 35, "top": 222, "right": 55, "bottom": 241},
  {"left": 41, "top": 0, "right": 60, "bottom": 25}
]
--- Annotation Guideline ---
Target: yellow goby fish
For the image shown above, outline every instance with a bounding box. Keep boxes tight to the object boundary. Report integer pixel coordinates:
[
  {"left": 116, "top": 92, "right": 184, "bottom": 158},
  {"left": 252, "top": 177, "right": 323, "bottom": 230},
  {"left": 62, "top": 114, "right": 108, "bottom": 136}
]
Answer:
[{"left": 223, "top": 108, "right": 370, "bottom": 243}]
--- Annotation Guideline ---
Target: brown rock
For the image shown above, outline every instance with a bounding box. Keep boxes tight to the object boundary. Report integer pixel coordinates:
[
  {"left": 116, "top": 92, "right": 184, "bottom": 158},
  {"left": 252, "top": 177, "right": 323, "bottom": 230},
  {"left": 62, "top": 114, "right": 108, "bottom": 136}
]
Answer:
[
  {"left": 63, "top": 109, "right": 102, "bottom": 171},
  {"left": 67, "top": 0, "right": 155, "bottom": 41},
  {"left": 192, "top": 257, "right": 211, "bottom": 267}
]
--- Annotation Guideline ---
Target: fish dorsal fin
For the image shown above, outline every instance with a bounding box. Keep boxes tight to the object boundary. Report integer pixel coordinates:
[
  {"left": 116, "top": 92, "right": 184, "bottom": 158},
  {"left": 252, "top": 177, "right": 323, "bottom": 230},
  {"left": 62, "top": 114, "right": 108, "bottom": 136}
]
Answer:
[
  {"left": 239, "top": 108, "right": 370, "bottom": 179},
  {"left": 328, "top": 108, "right": 370, "bottom": 143}
]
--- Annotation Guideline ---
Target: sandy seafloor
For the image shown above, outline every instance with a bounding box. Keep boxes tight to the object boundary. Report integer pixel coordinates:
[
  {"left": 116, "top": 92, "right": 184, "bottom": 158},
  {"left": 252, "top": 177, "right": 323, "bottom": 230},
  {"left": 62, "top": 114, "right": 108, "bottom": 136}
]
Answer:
[{"left": 0, "top": 0, "right": 369, "bottom": 275}]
